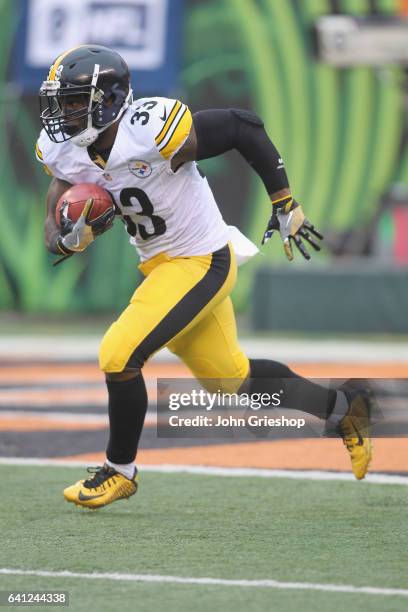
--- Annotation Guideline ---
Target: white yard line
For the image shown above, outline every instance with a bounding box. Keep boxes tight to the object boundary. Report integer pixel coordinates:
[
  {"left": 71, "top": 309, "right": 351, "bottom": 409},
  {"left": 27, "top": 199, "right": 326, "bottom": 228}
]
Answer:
[
  {"left": 1, "top": 336, "right": 408, "bottom": 362},
  {"left": 0, "top": 411, "right": 108, "bottom": 424},
  {"left": 0, "top": 411, "right": 156, "bottom": 425},
  {"left": 0, "top": 568, "right": 406, "bottom": 597},
  {"left": 0, "top": 457, "right": 407, "bottom": 485}
]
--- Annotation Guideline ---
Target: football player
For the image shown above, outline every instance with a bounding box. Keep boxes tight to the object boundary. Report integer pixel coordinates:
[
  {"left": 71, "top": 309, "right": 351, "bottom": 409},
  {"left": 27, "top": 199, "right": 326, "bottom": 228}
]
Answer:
[{"left": 36, "top": 45, "right": 373, "bottom": 509}]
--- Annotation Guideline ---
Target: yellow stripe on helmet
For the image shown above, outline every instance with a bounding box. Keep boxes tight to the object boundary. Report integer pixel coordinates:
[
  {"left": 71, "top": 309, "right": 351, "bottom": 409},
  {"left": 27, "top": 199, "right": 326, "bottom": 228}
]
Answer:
[{"left": 48, "top": 45, "right": 87, "bottom": 81}]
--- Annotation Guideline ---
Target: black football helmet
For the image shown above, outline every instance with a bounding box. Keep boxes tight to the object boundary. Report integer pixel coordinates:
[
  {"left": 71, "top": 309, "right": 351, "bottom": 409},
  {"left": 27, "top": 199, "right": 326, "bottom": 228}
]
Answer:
[{"left": 39, "top": 45, "right": 133, "bottom": 147}]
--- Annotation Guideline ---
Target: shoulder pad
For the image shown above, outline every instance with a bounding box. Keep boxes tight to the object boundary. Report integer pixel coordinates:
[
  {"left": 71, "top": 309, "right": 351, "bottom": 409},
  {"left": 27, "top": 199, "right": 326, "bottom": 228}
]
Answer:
[
  {"left": 153, "top": 99, "right": 192, "bottom": 160},
  {"left": 231, "top": 108, "right": 264, "bottom": 127},
  {"left": 128, "top": 97, "right": 192, "bottom": 161}
]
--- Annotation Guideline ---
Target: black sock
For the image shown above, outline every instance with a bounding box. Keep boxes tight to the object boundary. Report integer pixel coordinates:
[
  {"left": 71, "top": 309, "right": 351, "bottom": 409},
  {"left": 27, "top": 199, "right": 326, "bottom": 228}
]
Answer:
[
  {"left": 106, "top": 374, "right": 148, "bottom": 464},
  {"left": 248, "top": 359, "right": 336, "bottom": 420}
]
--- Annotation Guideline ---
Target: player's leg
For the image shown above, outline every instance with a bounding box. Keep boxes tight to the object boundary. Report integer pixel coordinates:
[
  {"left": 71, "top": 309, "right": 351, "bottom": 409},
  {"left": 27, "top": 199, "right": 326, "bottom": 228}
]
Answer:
[
  {"left": 170, "top": 297, "right": 335, "bottom": 417},
  {"left": 170, "top": 300, "right": 372, "bottom": 479},
  {"left": 101, "top": 245, "right": 235, "bottom": 467},
  {"left": 168, "top": 295, "right": 249, "bottom": 392},
  {"left": 246, "top": 361, "right": 372, "bottom": 478},
  {"left": 248, "top": 359, "right": 337, "bottom": 420},
  {"left": 63, "top": 245, "right": 236, "bottom": 508}
]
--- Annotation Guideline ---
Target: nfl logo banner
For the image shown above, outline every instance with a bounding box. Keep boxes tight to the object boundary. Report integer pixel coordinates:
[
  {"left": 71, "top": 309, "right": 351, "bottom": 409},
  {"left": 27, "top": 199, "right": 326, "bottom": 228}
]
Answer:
[{"left": 10, "top": 0, "right": 184, "bottom": 93}]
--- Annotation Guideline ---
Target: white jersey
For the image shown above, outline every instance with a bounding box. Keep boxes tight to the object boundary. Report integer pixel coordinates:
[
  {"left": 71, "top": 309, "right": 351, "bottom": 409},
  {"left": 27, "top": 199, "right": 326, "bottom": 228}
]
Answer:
[{"left": 35, "top": 97, "right": 230, "bottom": 261}]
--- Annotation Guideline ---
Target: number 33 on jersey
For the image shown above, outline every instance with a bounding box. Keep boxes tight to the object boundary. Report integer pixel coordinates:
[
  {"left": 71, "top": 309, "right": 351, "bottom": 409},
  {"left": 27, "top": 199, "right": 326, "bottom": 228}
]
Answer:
[{"left": 35, "top": 97, "right": 230, "bottom": 262}]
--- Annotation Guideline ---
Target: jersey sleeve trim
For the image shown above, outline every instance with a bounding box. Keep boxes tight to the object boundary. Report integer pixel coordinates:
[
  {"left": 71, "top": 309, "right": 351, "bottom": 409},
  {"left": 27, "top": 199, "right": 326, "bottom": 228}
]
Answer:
[
  {"left": 155, "top": 103, "right": 193, "bottom": 160},
  {"left": 155, "top": 100, "right": 182, "bottom": 147},
  {"left": 35, "top": 139, "right": 54, "bottom": 176},
  {"left": 35, "top": 141, "right": 43, "bottom": 161},
  {"left": 43, "top": 164, "right": 53, "bottom": 176}
]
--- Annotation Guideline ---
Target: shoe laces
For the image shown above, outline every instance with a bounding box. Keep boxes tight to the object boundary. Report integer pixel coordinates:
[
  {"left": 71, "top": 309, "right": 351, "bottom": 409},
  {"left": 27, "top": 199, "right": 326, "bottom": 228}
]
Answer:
[
  {"left": 342, "top": 428, "right": 363, "bottom": 449},
  {"left": 84, "top": 465, "right": 116, "bottom": 489}
]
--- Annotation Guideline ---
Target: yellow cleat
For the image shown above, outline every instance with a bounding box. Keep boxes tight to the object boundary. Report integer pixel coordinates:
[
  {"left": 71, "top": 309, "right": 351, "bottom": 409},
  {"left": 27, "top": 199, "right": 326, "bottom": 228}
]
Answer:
[
  {"left": 63, "top": 464, "right": 138, "bottom": 509},
  {"left": 338, "top": 383, "right": 373, "bottom": 480}
]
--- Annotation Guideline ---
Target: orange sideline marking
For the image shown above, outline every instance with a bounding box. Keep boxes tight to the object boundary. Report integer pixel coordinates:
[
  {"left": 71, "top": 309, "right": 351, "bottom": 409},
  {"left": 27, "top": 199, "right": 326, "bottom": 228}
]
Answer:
[{"left": 61, "top": 438, "right": 408, "bottom": 474}]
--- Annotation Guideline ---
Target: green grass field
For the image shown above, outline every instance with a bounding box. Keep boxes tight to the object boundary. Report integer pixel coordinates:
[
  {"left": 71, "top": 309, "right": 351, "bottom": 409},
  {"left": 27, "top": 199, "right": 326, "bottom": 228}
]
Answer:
[{"left": 1, "top": 465, "right": 407, "bottom": 612}]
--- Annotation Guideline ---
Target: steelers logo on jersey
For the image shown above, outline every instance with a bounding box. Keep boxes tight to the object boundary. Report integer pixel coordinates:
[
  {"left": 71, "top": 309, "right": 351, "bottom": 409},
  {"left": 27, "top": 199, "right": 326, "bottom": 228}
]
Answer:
[{"left": 128, "top": 159, "right": 152, "bottom": 178}]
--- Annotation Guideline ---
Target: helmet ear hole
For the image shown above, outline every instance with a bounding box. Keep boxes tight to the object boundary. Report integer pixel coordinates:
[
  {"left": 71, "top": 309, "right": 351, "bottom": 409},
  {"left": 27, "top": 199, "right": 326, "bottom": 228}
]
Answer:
[{"left": 104, "top": 94, "right": 115, "bottom": 107}]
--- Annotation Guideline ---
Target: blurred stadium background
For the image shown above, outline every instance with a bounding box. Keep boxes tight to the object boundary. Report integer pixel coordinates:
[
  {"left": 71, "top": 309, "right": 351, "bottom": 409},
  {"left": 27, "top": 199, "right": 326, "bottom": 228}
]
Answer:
[
  {"left": 1, "top": 2, "right": 408, "bottom": 610},
  {"left": 0, "top": 0, "right": 408, "bottom": 467}
]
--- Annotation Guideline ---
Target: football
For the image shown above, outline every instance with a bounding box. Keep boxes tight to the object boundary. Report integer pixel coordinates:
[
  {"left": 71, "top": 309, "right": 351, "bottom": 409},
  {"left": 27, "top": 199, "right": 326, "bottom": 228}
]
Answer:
[{"left": 55, "top": 183, "right": 115, "bottom": 226}]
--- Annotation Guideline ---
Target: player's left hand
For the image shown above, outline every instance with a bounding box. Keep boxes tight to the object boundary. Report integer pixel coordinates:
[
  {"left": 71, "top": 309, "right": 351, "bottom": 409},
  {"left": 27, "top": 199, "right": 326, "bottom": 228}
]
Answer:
[
  {"left": 59, "top": 198, "right": 114, "bottom": 252},
  {"left": 262, "top": 200, "right": 323, "bottom": 261}
]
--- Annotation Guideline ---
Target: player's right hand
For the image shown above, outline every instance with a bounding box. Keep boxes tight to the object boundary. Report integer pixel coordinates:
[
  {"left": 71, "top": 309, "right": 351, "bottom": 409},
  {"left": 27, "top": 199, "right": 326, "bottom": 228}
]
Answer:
[{"left": 59, "top": 199, "right": 96, "bottom": 253}]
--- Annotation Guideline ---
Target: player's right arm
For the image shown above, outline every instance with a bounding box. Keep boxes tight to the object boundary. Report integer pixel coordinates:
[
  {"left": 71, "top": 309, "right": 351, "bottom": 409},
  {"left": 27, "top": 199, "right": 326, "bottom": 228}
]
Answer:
[
  {"left": 44, "top": 177, "right": 114, "bottom": 264},
  {"left": 44, "top": 177, "right": 73, "bottom": 254},
  {"left": 36, "top": 135, "right": 76, "bottom": 256}
]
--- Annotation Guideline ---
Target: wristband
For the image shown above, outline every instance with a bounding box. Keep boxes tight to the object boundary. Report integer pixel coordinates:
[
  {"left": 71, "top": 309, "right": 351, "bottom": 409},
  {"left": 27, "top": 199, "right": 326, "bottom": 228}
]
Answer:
[{"left": 270, "top": 195, "right": 293, "bottom": 214}]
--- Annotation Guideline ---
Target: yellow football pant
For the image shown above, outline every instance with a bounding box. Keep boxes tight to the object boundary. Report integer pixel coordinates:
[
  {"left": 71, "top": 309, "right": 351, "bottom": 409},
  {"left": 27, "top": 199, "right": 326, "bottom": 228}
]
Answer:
[{"left": 99, "top": 244, "right": 249, "bottom": 392}]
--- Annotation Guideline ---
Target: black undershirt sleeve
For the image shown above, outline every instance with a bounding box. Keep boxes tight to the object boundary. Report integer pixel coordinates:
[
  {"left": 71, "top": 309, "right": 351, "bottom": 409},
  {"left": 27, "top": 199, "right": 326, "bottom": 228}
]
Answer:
[{"left": 192, "top": 108, "right": 289, "bottom": 196}]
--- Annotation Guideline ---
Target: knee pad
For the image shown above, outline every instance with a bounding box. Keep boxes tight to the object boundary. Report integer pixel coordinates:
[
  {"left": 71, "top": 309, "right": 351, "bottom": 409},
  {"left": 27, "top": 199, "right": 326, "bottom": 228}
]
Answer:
[
  {"left": 99, "top": 322, "right": 147, "bottom": 373},
  {"left": 99, "top": 327, "right": 120, "bottom": 373},
  {"left": 190, "top": 353, "right": 250, "bottom": 394}
]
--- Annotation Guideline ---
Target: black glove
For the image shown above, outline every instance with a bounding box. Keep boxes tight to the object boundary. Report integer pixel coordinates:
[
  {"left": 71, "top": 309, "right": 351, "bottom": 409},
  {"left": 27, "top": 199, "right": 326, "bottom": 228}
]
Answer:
[
  {"left": 89, "top": 207, "right": 116, "bottom": 236},
  {"left": 262, "top": 200, "right": 323, "bottom": 261}
]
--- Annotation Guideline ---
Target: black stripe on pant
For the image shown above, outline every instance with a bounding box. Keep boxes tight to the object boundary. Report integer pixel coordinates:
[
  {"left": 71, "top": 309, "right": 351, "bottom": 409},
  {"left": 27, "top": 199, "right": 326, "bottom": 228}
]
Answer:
[{"left": 126, "top": 244, "right": 231, "bottom": 369}]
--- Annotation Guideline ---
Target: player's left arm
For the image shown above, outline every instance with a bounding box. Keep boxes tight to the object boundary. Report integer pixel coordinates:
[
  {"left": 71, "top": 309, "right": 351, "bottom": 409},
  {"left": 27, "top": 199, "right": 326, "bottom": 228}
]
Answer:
[{"left": 172, "top": 109, "right": 323, "bottom": 261}]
